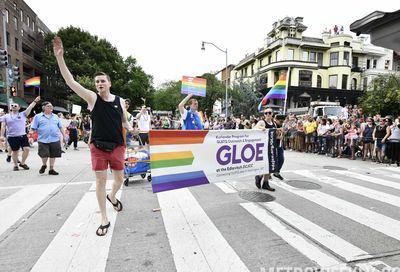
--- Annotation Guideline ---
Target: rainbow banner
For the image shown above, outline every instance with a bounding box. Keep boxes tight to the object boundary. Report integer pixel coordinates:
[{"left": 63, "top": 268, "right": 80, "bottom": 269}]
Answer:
[
  {"left": 181, "top": 76, "right": 207, "bottom": 97},
  {"left": 149, "top": 129, "right": 278, "bottom": 193},
  {"left": 24, "top": 76, "right": 41, "bottom": 87},
  {"left": 258, "top": 71, "right": 287, "bottom": 111}
]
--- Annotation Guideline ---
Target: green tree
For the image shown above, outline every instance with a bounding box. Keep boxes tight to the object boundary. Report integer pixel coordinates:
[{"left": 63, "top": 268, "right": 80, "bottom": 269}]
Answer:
[
  {"left": 358, "top": 73, "right": 400, "bottom": 116},
  {"left": 231, "top": 82, "right": 262, "bottom": 117},
  {"left": 42, "top": 26, "right": 153, "bottom": 110}
]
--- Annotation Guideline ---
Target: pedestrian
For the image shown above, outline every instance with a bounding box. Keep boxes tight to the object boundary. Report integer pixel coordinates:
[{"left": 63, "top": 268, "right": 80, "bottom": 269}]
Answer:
[
  {"left": 53, "top": 36, "right": 137, "bottom": 236},
  {"left": 253, "top": 108, "right": 276, "bottom": 191},
  {"left": 30, "top": 101, "right": 67, "bottom": 175},
  {"left": 136, "top": 105, "right": 151, "bottom": 146},
  {"left": 178, "top": 93, "right": 203, "bottom": 130},
  {"left": 0, "top": 96, "right": 40, "bottom": 171},
  {"left": 66, "top": 114, "right": 79, "bottom": 150}
]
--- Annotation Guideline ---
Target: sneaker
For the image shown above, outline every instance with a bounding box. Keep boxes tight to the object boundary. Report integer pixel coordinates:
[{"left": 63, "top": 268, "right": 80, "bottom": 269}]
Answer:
[
  {"left": 48, "top": 169, "right": 59, "bottom": 175},
  {"left": 6, "top": 155, "right": 11, "bottom": 163},
  {"left": 273, "top": 173, "right": 284, "bottom": 180},
  {"left": 13, "top": 166, "right": 19, "bottom": 171},
  {"left": 19, "top": 163, "right": 30, "bottom": 170},
  {"left": 255, "top": 175, "right": 262, "bottom": 189},
  {"left": 39, "top": 165, "right": 47, "bottom": 174}
]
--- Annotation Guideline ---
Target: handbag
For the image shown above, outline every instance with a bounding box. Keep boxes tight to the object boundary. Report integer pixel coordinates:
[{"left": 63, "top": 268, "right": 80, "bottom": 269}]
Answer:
[{"left": 93, "top": 140, "right": 118, "bottom": 152}]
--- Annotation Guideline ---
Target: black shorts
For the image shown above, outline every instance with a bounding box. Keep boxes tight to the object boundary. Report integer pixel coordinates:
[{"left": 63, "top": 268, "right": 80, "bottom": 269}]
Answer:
[
  {"left": 8, "top": 135, "right": 30, "bottom": 151},
  {"left": 139, "top": 133, "right": 149, "bottom": 145},
  {"left": 38, "top": 141, "right": 62, "bottom": 158}
]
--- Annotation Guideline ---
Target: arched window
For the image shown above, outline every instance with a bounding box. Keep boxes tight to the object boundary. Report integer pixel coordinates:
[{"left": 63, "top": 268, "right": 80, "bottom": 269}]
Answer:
[
  {"left": 351, "top": 78, "right": 357, "bottom": 90},
  {"left": 317, "top": 75, "right": 322, "bottom": 88}
]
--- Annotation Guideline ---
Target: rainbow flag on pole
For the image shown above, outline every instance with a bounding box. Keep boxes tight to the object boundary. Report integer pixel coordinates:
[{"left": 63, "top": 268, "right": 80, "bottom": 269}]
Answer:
[
  {"left": 181, "top": 76, "right": 207, "bottom": 97},
  {"left": 258, "top": 71, "right": 287, "bottom": 111},
  {"left": 24, "top": 76, "right": 41, "bottom": 87}
]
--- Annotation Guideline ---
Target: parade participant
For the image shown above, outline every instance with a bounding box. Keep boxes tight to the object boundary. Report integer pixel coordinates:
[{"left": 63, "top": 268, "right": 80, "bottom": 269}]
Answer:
[
  {"left": 253, "top": 108, "right": 275, "bottom": 191},
  {"left": 0, "top": 96, "right": 40, "bottom": 171},
  {"left": 66, "top": 114, "right": 79, "bottom": 150},
  {"left": 53, "top": 36, "right": 137, "bottom": 236},
  {"left": 178, "top": 93, "right": 203, "bottom": 130},
  {"left": 273, "top": 114, "right": 286, "bottom": 180},
  {"left": 31, "top": 101, "right": 66, "bottom": 175},
  {"left": 136, "top": 104, "right": 151, "bottom": 145}
]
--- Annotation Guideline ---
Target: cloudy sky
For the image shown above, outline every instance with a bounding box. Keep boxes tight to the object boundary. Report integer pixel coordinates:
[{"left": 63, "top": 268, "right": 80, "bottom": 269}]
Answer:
[{"left": 24, "top": 0, "right": 399, "bottom": 87}]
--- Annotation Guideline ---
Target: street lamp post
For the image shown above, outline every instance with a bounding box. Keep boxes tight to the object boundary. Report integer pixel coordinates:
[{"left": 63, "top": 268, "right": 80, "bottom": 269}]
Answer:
[
  {"left": 1, "top": 10, "right": 12, "bottom": 110},
  {"left": 201, "top": 41, "right": 228, "bottom": 118}
]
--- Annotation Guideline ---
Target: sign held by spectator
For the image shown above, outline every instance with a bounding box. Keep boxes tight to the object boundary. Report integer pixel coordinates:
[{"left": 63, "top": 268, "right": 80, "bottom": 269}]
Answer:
[{"left": 181, "top": 76, "right": 207, "bottom": 97}]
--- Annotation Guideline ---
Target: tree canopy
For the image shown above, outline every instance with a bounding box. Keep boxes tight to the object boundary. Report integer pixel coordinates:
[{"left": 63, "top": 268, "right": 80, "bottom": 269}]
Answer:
[
  {"left": 43, "top": 26, "right": 154, "bottom": 111},
  {"left": 358, "top": 73, "right": 400, "bottom": 116}
]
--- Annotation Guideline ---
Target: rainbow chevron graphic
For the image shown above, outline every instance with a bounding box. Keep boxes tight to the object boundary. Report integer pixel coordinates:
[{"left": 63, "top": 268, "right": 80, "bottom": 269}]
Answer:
[{"left": 151, "top": 151, "right": 194, "bottom": 169}]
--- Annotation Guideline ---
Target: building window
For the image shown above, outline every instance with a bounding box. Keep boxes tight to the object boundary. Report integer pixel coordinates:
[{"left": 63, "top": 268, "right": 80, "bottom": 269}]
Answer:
[
  {"left": 276, "top": 50, "right": 281, "bottom": 61},
  {"left": 16, "top": 59, "right": 20, "bottom": 68},
  {"left": 331, "top": 42, "right": 339, "bottom": 47},
  {"left": 343, "top": 52, "right": 349, "bottom": 66},
  {"left": 385, "top": 60, "right": 390, "bottom": 70},
  {"left": 13, "top": 16, "right": 18, "bottom": 31},
  {"left": 363, "top": 77, "right": 368, "bottom": 90},
  {"left": 13, "top": 3, "right": 17, "bottom": 10},
  {"left": 251, "top": 64, "right": 254, "bottom": 75},
  {"left": 289, "top": 28, "right": 296, "bottom": 38},
  {"left": 268, "top": 56, "right": 272, "bottom": 64},
  {"left": 27, "top": 16, "right": 30, "bottom": 27},
  {"left": 351, "top": 78, "right": 357, "bottom": 90},
  {"left": 243, "top": 67, "right": 247, "bottom": 77},
  {"left": 15, "top": 38, "right": 19, "bottom": 51},
  {"left": 329, "top": 75, "right": 338, "bottom": 89},
  {"left": 21, "top": 29, "right": 24, "bottom": 37},
  {"left": 352, "top": 56, "right": 358, "bottom": 68},
  {"left": 310, "top": 52, "right": 316, "bottom": 62},
  {"left": 299, "top": 70, "right": 312, "bottom": 87},
  {"left": 317, "top": 75, "right": 322, "bottom": 88},
  {"left": 373, "top": 59, "right": 377, "bottom": 69},
  {"left": 259, "top": 59, "right": 263, "bottom": 67},
  {"left": 6, "top": 32, "right": 10, "bottom": 46},
  {"left": 342, "top": 75, "right": 348, "bottom": 89},
  {"left": 303, "top": 51, "right": 309, "bottom": 61},
  {"left": 330, "top": 52, "right": 338, "bottom": 66},
  {"left": 317, "top": 52, "right": 323, "bottom": 66},
  {"left": 344, "top": 41, "right": 351, "bottom": 47},
  {"left": 287, "top": 49, "right": 294, "bottom": 60},
  {"left": 20, "top": 10, "right": 23, "bottom": 22},
  {"left": 274, "top": 71, "right": 279, "bottom": 83},
  {"left": 366, "top": 59, "right": 370, "bottom": 69},
  {"left": 5, "top": 9, "right": 9, "bottom": 23}
]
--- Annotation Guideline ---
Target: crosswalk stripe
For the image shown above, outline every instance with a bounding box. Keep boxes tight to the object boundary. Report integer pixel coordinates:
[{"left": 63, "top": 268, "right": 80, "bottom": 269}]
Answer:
[
  {"left": 330, "top": 170, "right": 400, "bottom": 190},
  {"left": 0, "top": 183, "right": 61, "bottom": 237},
  {"left": 261, "top": 201, "right": 372, "bottom": 262},
  {"left": 214, "top": 182, "right": 237, "bottom": 194},
  {"left": 294, "top": 170, "right": 400, "bottom": 208},
  {"left": 377, "top": 167, "right": 400, "bottom": 174},
  {"left": 31, "top": 191, "right": 121, "bottom": 271},
  {"left": 240, "top": 202, "right": 342, "bottom": 268},
  {"left": 158, "top": 188, "right": 249, "bottom": 272},
  {"left": 269, "top": 180, "right": 400, "bottom": 241}
]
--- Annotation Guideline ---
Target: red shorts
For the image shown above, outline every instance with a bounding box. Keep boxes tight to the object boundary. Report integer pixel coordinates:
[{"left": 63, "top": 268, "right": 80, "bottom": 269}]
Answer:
[{"left": 89, "top": 144, "right": 125, "bottom": 171}]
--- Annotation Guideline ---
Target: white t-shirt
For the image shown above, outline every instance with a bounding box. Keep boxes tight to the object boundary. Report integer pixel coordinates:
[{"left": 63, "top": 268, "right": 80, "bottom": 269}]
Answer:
[{"left": 137, "top": 113, "right": 151, "bottom": 132}]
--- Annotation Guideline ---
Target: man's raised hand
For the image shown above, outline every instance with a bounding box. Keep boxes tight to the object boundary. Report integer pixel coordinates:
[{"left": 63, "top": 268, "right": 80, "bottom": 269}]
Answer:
[{"left": 53, "top": 36, "right": 64, "bottom": 57}]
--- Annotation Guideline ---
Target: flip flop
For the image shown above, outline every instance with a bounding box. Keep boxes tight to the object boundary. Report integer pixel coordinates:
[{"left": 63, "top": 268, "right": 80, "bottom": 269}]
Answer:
[
  {"left": 106, "top": 194, "right": 123, "bottom": 212},
  {"left": 96, "top": 222, "right": 110, "bottom": 236}
]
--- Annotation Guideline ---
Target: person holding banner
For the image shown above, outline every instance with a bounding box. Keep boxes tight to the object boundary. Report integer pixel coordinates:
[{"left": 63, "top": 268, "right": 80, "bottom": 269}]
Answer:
[
  {"left": 53, "top": 36, "right": 137, "bottom": 236},
  {"left": 178, "top": 93, "right": 203, "bottom": 130}
]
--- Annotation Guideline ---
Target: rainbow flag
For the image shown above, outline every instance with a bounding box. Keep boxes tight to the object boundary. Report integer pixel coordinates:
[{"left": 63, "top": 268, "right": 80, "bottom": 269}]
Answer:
[
  {"left": 181, "top": 76, "right": 207, "bottom": 97},
  {"left": 258, "top": 71, "right": 287, "bottom": 111},
  {"left": 24, "top": 76, "right": 41, "bottom": 87}
]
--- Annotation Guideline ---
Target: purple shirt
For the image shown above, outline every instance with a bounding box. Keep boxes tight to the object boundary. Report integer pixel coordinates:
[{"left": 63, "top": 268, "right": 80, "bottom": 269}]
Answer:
[{"left": 2, "top": 111, "right": 28, "bottom": 137}]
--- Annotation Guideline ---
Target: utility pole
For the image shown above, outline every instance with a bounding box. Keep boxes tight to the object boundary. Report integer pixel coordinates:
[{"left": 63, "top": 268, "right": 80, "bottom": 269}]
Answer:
[{"left": 1, "top": 10, "right": 12, "bottom": 110}]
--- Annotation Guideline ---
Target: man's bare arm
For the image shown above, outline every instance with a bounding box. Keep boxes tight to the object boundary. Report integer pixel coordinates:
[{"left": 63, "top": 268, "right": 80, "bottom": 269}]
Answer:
[
  {"left": 25, "top": 96, "right": 40, "bottom": 116},
  {"left": 53, "top": 36, "right": 96, "bottom": 107},
  {"left": 178, "top": 93, "right": 193, "bottom": 115}
]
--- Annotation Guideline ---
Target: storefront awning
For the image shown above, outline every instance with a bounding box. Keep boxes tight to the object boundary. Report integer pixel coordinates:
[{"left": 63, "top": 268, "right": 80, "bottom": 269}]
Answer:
[
  {"left": 0, "top": 94, "right": 29, "bottom": 108},
  {"left": 53, "top": 106, "right": 69, "bottom": 113}
]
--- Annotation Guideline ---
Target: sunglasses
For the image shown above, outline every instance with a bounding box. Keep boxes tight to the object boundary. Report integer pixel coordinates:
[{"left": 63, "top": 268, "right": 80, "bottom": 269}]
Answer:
[
  {"left": 11, "top": 104, "right": 18, "bottom": 108},
  {"left": 264, "top": 112, "right": 273, "bottom": 115}
]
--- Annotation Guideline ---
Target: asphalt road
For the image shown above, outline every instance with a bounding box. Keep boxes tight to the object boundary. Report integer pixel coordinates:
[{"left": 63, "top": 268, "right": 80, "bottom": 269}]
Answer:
[{"left": 0, "top": 142, "right": 400, "bottom": 272}]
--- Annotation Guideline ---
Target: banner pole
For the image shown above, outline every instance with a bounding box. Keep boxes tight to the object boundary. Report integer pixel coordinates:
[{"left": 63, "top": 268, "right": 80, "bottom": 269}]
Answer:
[{"left": 283, "top": 67, "right": 290, "bottom": 115}]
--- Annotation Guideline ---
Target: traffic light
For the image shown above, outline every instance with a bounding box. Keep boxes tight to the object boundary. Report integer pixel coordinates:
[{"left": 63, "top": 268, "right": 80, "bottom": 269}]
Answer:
[
  {"left": 12, "top": 66, "right": 20, "bottom": 81},
  {"left": 0, "top": 49, "right": 7, "bottom": 67},
  {"left": 11, "top": 86, "right": 17, "bottom": 96}
]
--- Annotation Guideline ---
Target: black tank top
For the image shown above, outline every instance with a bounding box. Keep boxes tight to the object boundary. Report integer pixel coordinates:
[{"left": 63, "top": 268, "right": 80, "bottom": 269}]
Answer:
[
  {"left": 375, "top": 125, "right": 387, "bottom": 139},
  {"left": 90, "top": 94, "right": 124, "bottom": 145}
]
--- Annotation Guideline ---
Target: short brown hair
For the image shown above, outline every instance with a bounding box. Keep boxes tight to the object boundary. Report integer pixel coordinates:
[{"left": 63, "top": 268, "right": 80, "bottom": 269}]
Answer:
[
  {"left": 189, "top": 98, "right": 198, "bottom": 105},
  {"left": 94, "top": 72, "right": 111, "bottom": 82}
]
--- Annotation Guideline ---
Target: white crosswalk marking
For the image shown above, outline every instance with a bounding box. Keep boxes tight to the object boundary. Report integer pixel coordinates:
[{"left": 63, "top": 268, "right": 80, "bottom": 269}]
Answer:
[
  {"left": 214, "top": 182, "right": 236, "bottom": 194},
  {"left": 330, "top": 170, "right": 400, "bottom": 190},
  {"left": 0, "top": 183, "right": 61, "bottom": 237},
  {"left": 269, "top": 180, "right": 400, "bottom": 241},
  {"left": 260, "top": 201, "right": 372, "bottom": 262},
  {"left": 241, "top": 202, "right": 342, "bottom": 267},
  {"left": 31, "top": 190, "right": 121, "bottom": 272},
  {"left": 294, "top": 170, "right": 400, "bottom": 208},
  {"left": 158, "top": 188, "right": 249, "bottom": 272}
]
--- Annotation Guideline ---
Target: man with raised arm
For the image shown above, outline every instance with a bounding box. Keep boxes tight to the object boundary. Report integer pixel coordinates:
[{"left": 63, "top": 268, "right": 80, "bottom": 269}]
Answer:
[
  {"left": 178, "top": 93, "right": 203, "bottom": 130},
  {"left": 53, "top": 36, "right": 137, "bottom": 236}
]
